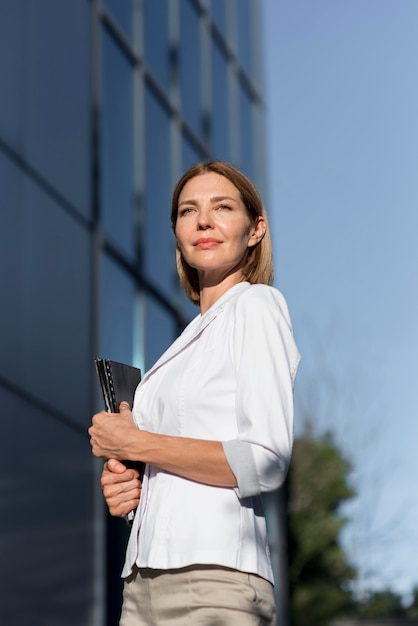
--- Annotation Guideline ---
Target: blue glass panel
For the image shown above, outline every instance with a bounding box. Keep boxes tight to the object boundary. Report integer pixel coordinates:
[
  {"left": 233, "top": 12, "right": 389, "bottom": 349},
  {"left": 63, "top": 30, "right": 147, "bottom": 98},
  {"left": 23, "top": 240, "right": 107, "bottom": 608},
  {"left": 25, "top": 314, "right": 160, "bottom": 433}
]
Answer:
[
  {"left": 101, "top": 253, "right": 136, "bottom": 366},
  {"left": 182, "top": 134, "right": 205, "bottom": 173},
  {"left": 237, "top": 0, "right": 252, "bottom": 77},
  {"left": 0, "top": 153, "right": 91, "bottom": 425},
  {"left": 132, "top": 290, "right": 146, "bottom": 373},
  {"left": 143, "top": 0, "right": 170, "bottom": 90},
  {"left": 145, "top": 297, "right": 177, "bottom": 369},
  {"left": 239, "top": 81, "right": 255, "bottom": 179},
  {"left": 101, "top": 28, "right": 135, "bottom": 257},
  {"left": 0, "top": 388, "right": 94, "bottom": 625},
  {"left": 179, "top": 0, "right": 202, "bottom": 137},
  {"left": 210, "top": 0, "right": 228, "bottom": 37},
  {"left": 144, "top": 87, "right": 176, "bottom": 296},
  {"left": 180, "top": 290, "right": 200, "bottom": 324},
  {"left": 103, "top": 0, "right": 133, "bottom": 41},
  {"left": 0, "top": 0, "right": 90, "bottom": 215},
  {"left": 211, "top": 37, "right": 230, "bottom": 160}
]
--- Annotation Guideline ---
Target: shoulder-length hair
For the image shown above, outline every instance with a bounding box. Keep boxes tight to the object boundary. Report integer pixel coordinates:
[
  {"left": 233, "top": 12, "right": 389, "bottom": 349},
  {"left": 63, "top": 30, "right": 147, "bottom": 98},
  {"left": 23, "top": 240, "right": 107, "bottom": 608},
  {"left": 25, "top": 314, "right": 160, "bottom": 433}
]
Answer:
[{"left": 171, "top": 161, "right": 274, "bottom": 304}]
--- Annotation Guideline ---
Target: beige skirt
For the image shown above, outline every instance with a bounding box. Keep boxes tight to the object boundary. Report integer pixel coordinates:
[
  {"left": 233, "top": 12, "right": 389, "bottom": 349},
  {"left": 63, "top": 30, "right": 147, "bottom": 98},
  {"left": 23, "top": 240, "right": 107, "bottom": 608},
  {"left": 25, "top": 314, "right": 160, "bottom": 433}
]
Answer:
[{"left": 119, "top": 564, "right": 276, "bottom": 626}]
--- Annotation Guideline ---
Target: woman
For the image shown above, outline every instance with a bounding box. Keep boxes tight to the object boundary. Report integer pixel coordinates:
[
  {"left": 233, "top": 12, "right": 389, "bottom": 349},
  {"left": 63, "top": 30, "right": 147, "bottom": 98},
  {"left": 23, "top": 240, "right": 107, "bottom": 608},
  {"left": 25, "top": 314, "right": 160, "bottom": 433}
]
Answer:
[{"left": 89, "top": 161, "right": 300, "bottom": 625}]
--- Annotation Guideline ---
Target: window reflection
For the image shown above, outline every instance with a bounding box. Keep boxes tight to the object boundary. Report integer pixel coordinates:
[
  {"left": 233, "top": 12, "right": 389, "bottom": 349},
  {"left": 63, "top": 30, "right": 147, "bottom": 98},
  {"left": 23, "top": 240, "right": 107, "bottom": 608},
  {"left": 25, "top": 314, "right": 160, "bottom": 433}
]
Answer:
[
  {"left": 0, "top": 0, "right": 90, "bottom": 215},
  {"left": 237, "top": 0, "right": 253, "bottom": 78},
  {"left": 179, "top": 0, "right": 202, "bottom": 137},
  {"left": 103, "top": 0, "right": 133, "bottom": 41},
  {"left": 182, "top": 134, "right": 205, "bottom": 173},
  {"left": 0, "top": 154, "right": 90, "bottom": 423},
  {"left": 133, "top": 289, "right": 146, "bottom": 373},
  {"left": 101, "top": 28, "right": 135, "bottom": 258},
  {"left": 211, "top": 37, "right": 230, "bottom": 160},
  {"left": 239, "top": 80, "right": 255, "bottom": 179},
  {"left": 210, "top": 0, "right": 228, "bottom": 37},
  {"left": 101, "top": 253, "right": 136, "bottom": 365},
  {"left": 0, "top": 388, "right": 94, "bottom": 625},
  {"left": 145, "top": 297, "right": 176, "bottom": 369},
  {"left": 143, "top": 0, "right": 170, "bottom": 90},
  {"left": 144, "top": 86, "right": 176, "bottom": 296},
  {"left": 180, "top": 290, "right": 200, "bottom": 326}
]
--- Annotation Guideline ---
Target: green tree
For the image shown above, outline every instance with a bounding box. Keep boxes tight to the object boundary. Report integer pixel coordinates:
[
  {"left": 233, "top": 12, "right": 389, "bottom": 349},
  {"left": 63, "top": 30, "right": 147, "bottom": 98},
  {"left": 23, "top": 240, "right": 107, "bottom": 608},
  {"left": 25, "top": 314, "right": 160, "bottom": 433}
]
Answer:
[
  {"left": 355, "top": 589, "right": 406, "bottom": 619},
  {"left": 353, "top": 586, "right": 418, "bottom": 620},
  {"left": 287, "top": 425, "right": 356, "bottom": 626},
  {"left": 406, "top": 587, "right": 418, "bottom": 618}
]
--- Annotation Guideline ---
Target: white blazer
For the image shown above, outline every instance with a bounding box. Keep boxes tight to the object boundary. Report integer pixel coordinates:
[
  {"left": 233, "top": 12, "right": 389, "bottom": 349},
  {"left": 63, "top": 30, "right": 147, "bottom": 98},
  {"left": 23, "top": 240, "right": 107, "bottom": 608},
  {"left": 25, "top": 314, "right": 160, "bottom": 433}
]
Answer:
[{"left": 122, "top": 282, "right": 300, "bottom": 583}]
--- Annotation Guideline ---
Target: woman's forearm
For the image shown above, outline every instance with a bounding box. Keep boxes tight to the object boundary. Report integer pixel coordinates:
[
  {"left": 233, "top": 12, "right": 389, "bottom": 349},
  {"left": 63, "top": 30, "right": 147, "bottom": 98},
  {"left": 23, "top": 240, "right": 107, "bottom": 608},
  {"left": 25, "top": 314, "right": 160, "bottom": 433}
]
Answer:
[
  {"left": 89, "top": 407, "right": 237, "bottom": 488},
  {"left": 125, "top": 430, "right": 238, "bottom": 488}
]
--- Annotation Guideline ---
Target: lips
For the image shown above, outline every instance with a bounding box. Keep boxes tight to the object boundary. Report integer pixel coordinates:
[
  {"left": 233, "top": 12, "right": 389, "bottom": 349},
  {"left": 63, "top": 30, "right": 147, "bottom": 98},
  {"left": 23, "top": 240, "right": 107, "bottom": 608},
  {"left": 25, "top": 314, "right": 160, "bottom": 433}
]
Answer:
[{"left": 194, "top": 238, "right": 221, "bottom": 249}]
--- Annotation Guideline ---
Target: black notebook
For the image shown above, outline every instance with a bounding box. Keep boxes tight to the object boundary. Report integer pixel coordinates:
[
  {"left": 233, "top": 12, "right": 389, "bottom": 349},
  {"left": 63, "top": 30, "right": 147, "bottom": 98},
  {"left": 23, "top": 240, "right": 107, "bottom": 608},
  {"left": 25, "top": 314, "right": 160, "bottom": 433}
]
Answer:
[
  {"left": 94, "top": 358, "right": 142, "bottom": 413},
  {"left": 94, "top": 358, "right": 144, "bottom": 482}
]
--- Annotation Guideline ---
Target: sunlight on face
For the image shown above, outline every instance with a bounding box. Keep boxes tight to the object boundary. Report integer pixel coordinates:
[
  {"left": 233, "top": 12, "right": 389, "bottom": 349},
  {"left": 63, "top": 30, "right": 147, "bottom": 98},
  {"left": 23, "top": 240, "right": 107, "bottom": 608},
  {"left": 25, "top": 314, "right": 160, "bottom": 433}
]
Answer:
[{"left": 175, "top": 172, "right": 261, "bottom": 286}]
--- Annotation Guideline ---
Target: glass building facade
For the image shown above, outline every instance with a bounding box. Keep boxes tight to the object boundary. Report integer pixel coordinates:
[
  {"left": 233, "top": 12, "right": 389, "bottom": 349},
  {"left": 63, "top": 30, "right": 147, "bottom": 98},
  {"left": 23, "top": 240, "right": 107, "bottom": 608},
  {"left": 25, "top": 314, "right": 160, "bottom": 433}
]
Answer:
[{"left": 0, "top": 1, "right": 277, "bottom": 625}]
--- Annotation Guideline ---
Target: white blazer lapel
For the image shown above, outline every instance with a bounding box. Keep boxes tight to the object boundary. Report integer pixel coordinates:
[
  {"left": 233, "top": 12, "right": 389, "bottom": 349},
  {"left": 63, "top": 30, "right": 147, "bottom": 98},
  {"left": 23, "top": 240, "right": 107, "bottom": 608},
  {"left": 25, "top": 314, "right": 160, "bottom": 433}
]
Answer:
[
  {"left": 140, "top": 306, "right": 222, "bottom": 385},
  {"left": 139, "top": 282, "right": 250, "bottom": 386}
]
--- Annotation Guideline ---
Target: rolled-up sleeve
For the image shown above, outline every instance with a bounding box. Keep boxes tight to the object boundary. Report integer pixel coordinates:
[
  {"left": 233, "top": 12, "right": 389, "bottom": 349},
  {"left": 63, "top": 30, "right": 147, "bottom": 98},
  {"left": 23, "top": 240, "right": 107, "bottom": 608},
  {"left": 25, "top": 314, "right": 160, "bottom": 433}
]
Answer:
[{"left": 223, "top": 285, "right": 300, "bottom": 499}]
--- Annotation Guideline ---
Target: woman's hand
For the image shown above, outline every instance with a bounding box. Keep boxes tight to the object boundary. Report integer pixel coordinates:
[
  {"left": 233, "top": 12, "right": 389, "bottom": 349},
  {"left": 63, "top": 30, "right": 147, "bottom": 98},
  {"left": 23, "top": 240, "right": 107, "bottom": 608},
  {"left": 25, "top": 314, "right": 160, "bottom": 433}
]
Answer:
[
  {"left": 101, "top": 458, "right": 142, "bottom": 518},
  {"left": 89, "top": 402, "right": 139, "bottom": 460},
  {"left": 89, "top": 402, "right": 237, "bottom": 489}
]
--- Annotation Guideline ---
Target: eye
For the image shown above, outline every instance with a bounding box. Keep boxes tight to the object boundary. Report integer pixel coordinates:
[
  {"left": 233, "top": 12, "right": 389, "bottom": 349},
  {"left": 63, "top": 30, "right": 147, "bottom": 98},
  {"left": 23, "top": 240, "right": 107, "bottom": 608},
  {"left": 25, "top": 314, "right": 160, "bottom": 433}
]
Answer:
[
  {"left": 178, "top": 207, "right": 195, "bottom": 217},
  {"left": 216, "top": 204, "right": 232, "bottom": 211}
]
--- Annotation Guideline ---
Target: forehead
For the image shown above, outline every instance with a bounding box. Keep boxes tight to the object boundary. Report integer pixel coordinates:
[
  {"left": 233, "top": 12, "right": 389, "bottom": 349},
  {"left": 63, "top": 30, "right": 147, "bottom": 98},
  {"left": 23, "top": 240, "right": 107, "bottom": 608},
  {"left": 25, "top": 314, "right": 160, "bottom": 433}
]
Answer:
[{"left": 179, "top": 172, "right": 241, "bottom": 200}]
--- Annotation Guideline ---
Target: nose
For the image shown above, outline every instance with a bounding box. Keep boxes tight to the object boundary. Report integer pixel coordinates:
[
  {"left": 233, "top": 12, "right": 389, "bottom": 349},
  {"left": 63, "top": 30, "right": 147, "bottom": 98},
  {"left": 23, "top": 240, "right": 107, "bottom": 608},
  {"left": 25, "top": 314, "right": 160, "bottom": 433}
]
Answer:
[{"left": 197, "top": 207, "right": 213, "bottom": 230}]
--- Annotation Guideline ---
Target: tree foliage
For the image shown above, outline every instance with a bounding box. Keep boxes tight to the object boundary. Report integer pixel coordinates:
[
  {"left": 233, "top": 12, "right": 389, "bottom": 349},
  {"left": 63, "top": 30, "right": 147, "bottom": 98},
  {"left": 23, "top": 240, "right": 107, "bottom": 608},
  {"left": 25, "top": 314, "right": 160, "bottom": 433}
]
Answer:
[
  {"left": 286, "top": 425, "right": 356, "bottom": 626},
  {"left": 407, "top": 588, "right": 418, "bottom": 618},
  {"left": 354, "top": 587, "right": 418, "bottom": 620},
  {"left": 356, "top": 589, "right": 405, "bottom": 618}
]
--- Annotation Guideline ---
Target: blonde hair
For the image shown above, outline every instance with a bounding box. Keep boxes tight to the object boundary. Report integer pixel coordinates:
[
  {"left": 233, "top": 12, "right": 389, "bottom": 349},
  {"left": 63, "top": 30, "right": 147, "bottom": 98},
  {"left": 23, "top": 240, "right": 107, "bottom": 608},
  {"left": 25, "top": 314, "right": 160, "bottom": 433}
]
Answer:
[{"left": 171, "top": 161, "right": 274, "bottom": 304}]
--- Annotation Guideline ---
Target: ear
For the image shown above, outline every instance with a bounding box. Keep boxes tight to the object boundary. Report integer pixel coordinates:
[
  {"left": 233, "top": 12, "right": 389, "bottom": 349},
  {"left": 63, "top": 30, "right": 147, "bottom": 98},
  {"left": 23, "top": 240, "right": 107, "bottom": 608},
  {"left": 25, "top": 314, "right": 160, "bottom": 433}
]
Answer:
[{"left": 247, "top": 216, "right": 266, "bottom": 247}]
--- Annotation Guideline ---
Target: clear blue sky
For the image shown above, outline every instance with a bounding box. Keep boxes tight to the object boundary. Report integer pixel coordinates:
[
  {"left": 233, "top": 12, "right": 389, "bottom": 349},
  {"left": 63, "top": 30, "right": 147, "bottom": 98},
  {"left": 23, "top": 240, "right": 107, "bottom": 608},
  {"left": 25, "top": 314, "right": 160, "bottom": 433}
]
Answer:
[{"left": 262, "top": 0, "right": 418, "bottom": 600}]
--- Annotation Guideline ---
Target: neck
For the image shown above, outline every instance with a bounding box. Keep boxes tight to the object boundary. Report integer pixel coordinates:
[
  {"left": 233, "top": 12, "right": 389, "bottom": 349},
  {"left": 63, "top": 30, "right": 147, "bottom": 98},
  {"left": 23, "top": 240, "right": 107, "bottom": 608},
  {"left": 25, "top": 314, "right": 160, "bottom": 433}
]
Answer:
[{"left": 199, "top": 273, "right": 245, "bottom": 314}]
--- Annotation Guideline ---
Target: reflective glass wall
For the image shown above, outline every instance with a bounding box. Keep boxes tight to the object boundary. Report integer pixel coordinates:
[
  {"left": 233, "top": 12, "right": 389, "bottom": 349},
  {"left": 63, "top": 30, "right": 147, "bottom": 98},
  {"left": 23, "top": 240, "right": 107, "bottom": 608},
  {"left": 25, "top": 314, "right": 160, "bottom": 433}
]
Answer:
[{"left": 0, "top": 1, "right": 267, "bottom": 624}]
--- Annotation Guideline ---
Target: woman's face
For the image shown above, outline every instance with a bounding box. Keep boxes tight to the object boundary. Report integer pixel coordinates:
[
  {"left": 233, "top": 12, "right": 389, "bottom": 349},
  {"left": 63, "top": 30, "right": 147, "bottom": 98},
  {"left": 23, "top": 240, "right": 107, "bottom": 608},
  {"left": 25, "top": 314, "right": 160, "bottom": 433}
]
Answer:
[{"left": 175, "top": 172, "right": 265, "bottom": 286}]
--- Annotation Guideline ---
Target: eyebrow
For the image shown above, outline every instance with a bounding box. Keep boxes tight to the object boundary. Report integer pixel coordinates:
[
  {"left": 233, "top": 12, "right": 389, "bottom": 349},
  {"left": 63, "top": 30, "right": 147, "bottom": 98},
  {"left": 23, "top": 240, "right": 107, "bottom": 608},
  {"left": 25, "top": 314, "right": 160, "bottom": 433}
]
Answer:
[{"left": 178, "top": 195, "right": 239, "bottom": 207}]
